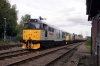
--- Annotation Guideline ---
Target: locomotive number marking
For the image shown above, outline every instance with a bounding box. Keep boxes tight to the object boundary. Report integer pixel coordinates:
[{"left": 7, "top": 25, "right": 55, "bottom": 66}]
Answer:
[{"left": 49, "top": 32, "right": 53, "bottom": 35}]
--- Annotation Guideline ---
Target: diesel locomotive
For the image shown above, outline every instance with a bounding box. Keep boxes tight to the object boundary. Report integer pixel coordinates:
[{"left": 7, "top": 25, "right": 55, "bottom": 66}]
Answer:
[{"left": 21, "top": 18, "right": 85, "bottom": 49}]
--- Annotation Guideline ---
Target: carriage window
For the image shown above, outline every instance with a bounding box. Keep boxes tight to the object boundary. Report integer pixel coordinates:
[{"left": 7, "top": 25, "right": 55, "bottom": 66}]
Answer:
[
  {"left": 52, "top": 28, "right": 54, "bottom": 32},
  {"left": 48, "top": 27, "right": 51, "bottom": 31},
  {"left": 62, "top": 32, "right": 65, "bottom": 38},
  {"left": 56, "top": 30, "right": 60, "bottom": 38}
]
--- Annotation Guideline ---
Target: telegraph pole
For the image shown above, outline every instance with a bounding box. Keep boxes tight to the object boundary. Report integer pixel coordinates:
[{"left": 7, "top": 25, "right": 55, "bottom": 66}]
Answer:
[{"left": 4, "top": 18, "right": 6, "bottom": 42}]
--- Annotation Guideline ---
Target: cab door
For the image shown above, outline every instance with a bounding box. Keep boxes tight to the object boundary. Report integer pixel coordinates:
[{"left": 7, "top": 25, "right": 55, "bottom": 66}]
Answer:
[{"left": 41, "top": 24, "right": 48, "bottom": 40}]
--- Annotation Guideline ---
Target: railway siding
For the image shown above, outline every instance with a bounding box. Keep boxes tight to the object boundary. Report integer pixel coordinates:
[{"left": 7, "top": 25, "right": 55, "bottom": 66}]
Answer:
[
  {"left": 0, "top": 44, "right": 21, "bottom": 50},
  {"left": 6, "top": 42, "right": 81, "bottom": 66},
  {"left": 0, "top": 42, "right": 91, "bottom": 66},
  {"left": 0, "top": 43, "right": 79, "bottom": 66}
]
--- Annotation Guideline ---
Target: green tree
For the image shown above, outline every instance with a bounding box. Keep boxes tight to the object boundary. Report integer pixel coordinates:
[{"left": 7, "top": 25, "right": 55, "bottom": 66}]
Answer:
[
  {"left": 0, "top": 0, "right": 18, "bottom": 37},
  {"left": 77, "top": 34, "right": 83, "bottom": 38},
  {"left": 16, "top": 14, "right": 31, "bottom": 41},
  {"left": 86, "top": 37, "right": 91, "bottom": 45},
  {"left": 74, "top": 34, "right": 77, "bottom": 36},
  {"left": 86, "top": 37, "right": 91, "bottom": 52},
  {"left": 20, "top": 14, "right": 31, "bottom": 24},
  {"left": 7, "top": 5, "right": 18, "bottom": 36},
  {"left": 19, "top": 14, "right": 31, "bottom": 34}
]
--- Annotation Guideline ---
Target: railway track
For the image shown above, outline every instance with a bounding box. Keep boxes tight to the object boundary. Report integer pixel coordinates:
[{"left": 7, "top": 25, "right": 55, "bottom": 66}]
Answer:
[
  {"left": 20, "top": 43, "right": 81, "bottom": 66},
  {"left": 0, "top": 42, "right": 83, "bottom": 66},
  {"left": 0, "top": 49, "right": 32, "bottom": 60},
  {"left": 0, "top": 44, "right": 21, "bottom": 50},
  {"left": 0, "top": 49, "right": 38, "bottom": 66}
]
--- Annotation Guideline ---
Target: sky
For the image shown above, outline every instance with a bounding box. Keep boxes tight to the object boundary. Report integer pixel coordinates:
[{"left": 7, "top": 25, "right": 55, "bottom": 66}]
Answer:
[{"left": 9, "top": 0, "right": 91, "bottom": 38}]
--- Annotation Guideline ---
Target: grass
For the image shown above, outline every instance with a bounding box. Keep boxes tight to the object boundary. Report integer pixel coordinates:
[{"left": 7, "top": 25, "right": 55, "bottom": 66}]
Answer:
[
  {"left": 0, "top": 39, "right": 8, "bottom": 45},
  {"left": 85, "top": 44, "right": 91, "bottom": 52},
  {"left": 85, "top": 37, "right": 91, "bottom": 52},
  {"left": 0, "top": 39, "right": 20, "bottom": 46}
]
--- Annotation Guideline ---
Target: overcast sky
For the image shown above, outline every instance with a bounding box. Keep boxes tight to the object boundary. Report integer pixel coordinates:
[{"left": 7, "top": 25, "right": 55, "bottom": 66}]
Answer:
[{"left": 9, "top": 0, "right": 91, "bottom": 38}]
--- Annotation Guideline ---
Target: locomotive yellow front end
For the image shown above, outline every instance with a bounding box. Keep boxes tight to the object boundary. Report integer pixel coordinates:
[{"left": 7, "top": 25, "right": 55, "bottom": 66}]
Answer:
[
  {"left": 22, "top": 19, "right": 41, "bottom": 49},
  {"left": 22, "top": 30, "right": 40, "bottom": 49}
]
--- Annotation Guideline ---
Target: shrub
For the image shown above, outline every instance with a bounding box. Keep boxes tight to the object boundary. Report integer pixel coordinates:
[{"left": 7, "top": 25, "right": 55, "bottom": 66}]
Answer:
[
  {"left": 0, "top": 39, "right": 8, "bottom": 45},
  {"left": 15, "top": 35, "right": 22, "bottom": 41},
  {"left": 86, "top": 37, "right": 91, "bottom": 45}
]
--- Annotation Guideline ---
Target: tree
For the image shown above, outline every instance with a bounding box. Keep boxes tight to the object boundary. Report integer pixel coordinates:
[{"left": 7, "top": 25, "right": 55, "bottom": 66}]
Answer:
[
  {"left": 73, "top": 33, "right": 77, "bottom": 36},
  {"left": 0, "top": 0, "right": 18, "bottom": 37},
  {"left": 86, "top": 37, "right": 91, "bottom": 45},
  {"left": 19, "top": 14, "right": 31, "bottom": 34},
  {"left": 20, "top": 14, "right": 31, "bottom": 24},
  {"left": 16, "top": 14, "right": 31, "bottom": 40},
  {"left": 6, "top": 5, "right": 18, "bottom": 36},
  {"left": 77, "top": 34, "right": 83, "bottom": 38}
]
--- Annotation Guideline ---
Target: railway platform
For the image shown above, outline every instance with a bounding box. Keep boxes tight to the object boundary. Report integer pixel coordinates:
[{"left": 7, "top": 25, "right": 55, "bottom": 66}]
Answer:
[
  {"left": 67, "top": 43, "right": 95, "bottom": 66},
  {"left": 77, "top": 43, "right": 95, "bottom": 66}
]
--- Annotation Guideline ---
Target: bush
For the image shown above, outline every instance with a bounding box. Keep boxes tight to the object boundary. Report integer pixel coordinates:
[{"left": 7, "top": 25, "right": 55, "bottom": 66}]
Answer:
[
  {"left": 86, "top": 37, "right": 91, "bottom": 52},
  {"left": 0, "top": 39, "right": 9, "bottom": 45},
  {"left": 86, "top": 38, "right": 91, "bottom": 45},
  {"left": 15, "top": 35, "right": 22, "bottom": 41}
]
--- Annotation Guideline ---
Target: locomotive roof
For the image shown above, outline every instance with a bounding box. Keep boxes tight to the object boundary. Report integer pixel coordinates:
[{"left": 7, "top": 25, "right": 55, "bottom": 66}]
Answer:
[
  {"left": 28, "top": 19, "right": 70, "bottom": 34},
  {"left": 40, "top": 20, "right": 70, "bottom": 33},
  {"left": 28, "top": 19, "right": 78, "bottom": 35}
]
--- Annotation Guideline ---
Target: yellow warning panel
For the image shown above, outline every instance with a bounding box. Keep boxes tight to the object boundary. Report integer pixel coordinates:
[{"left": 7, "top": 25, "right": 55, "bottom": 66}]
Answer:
[
  {"left": 23, "top": 30, "right": 41, "bottom": 40},
  {"left": 30, "top": 43, "right": 40, "bottom": 49},
  {"left": 22, "top": 44, "right": 26, "bottom": 49}
]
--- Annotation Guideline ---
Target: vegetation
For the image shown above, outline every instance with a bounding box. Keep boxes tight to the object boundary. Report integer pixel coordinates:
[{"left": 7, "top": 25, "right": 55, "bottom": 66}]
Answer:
[
  {"left": 16, "top": 14, "right": 31, "bottom": 41},
  {"left": 0, "top": 0, "right": 31, "bottom": 44},
  {"left": 0, "top": 39, "right": 8, "bottom": 45},
  {"left": 0, "top": 0, "right": 18, "bottom": 37},
  {"left": 20, "top": 14, "right": 31, "bottom": 24},
  {"left": 85, "top": 37, "right": 91, "bottom": 52},
  {"left": 18, "top": 14, "right": 31, "bottom": 35},
  {"left": 73, "top": 33, "right": 83, "bottom": 38},
  {"left": 77, "top": 34, "right": 83, "bottom": 38}
]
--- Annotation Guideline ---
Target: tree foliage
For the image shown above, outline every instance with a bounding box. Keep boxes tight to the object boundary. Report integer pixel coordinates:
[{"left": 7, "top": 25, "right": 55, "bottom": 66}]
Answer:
[
  {"left": 16, "top": 14, "right": 31, "bottom": 40},
  {"left": 73, "top": 33, "right": 77, "bottom": 36},
  {"left": 77, "top": 34, "right": 83, "bottom": 38},
  {"left": 0, "top": 0, "right": 18, "bottom": 37},
  {"left": 19, "top": 14, "right": 31, "bottom": 34},
  {"left": 20, "top": 14, "right": 31, "bottom": 24},
  {"left": 86, "top": 37, "right": 91, "bottom": 45}
]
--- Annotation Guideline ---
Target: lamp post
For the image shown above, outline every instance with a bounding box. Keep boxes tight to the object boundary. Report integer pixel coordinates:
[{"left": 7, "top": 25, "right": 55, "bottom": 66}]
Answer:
[{"left": 4, "top": 18, "right": 6, "bottom": 42}]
